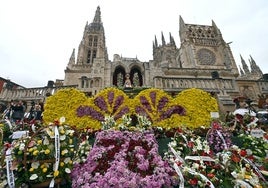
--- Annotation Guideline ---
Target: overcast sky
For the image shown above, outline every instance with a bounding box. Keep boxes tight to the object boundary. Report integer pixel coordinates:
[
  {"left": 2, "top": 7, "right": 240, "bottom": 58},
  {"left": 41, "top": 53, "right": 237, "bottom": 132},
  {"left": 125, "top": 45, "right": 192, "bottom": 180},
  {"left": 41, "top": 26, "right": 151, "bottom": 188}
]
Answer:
[{"left": 0, "top": 0, "right": 268, "bottom": 88}]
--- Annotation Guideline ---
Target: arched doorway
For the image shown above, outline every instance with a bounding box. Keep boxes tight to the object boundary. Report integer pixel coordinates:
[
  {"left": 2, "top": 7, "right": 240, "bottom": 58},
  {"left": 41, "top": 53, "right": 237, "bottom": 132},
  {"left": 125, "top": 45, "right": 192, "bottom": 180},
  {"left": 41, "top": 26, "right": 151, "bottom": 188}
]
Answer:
[
  {"left": 130, "top": 67, "right": 143, "bottom": 87},
  {"left": 113, "top": 66, "right": 126, "bottom": 87}
]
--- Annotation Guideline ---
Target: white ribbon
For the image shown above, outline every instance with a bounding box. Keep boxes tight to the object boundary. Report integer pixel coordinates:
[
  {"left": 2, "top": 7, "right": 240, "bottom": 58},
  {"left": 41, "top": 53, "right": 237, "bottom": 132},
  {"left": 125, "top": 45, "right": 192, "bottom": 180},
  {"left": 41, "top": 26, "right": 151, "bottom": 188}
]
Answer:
[
  {"left": 168, "top": 145, "right": 185, "bottom": 188},
  {"left": 185, "top": 155, "right": 215, "bottom": 162},
  {"left": 49, "top": 126, "right": 60, "bottom": 188},
  {"left": 169, "top": 144, "right": 185, "bottom": 164},
  {"left": 243, "top": 158, "right": 267, "bottom": 183},
  {"left": 6, "top": 148, "right": 15, "bottom": 188},
  {"left": 215, "top": 130, "right": 228, "bottom": 150},
  {"left": 173, "top": 163, "right": 184, "bottom": 188}
]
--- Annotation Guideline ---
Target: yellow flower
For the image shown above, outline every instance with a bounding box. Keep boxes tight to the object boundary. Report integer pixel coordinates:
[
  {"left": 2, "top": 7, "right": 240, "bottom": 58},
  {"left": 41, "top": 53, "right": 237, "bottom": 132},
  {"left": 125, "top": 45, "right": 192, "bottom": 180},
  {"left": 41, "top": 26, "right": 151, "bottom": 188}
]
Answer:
[
  {"left": 61, "top": 149, "right": 68, "bottom": 156},
  {"left": 42, "top": 168, "right": 47, "bottom": 173},
  {"left": 37, "top": 140, "right": 42, "bottom": 145},
  {"left": 60, "top": 129, "right": 65, "bottom": 134},
  {"left": 69, "top": 139, "right": 73, "bottom": 144},
  {"left": 244, "top": 174, "right": 252, "bottom": 179},
  {"left": 28, "top": 148, "right": 33, "bottom": 152},
  {"left": 53, "top": 170, "right": 59, "bottom": 177},
  {"left": 33, "top": 150, "right": 39, "bottom": 156},
  {"left": 29, "top": 167, "right": 34, "bottom": 172},
  {"left": 60, "top": 162, "right": 64, "bottom": 167},
  {"left": 45, "top": 149, "right": 50, "bottom": 154}
]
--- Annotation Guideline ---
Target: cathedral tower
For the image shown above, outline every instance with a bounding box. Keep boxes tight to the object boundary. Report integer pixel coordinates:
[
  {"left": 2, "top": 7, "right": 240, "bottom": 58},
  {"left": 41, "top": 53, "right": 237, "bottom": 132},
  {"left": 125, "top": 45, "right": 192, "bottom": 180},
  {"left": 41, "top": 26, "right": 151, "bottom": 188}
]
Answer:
[
  {"left": 64, "top": 6, "right": 110, "bottom": 95},
  {"left": 179, "top": 16, "right": 239, "bottom": 79}
]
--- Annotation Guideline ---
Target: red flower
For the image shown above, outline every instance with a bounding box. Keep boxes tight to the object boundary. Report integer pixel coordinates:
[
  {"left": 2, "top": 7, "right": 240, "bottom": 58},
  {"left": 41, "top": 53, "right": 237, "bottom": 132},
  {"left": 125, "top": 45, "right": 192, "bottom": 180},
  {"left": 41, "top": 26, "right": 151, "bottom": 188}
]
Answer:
[
  {"left": 207, "top": 173, "right": 215, "bottom": 179},
  {"left": 188, "top": 178, "right": 198, "bottom": 185},
  {"left": 187, "top": 141, "right": 194, "bottom": 148},
  {"left": 239, "top": 150, "right": 247, "bottom": 157},
  {"left": 212, "top": 122, "right": 221, "bottom": 129},
  {"left": 231, "top": 153, "right": 241, "bottom": 163},
  {"left": 54, "top": 120, "right": 60, "bottom": 126}
]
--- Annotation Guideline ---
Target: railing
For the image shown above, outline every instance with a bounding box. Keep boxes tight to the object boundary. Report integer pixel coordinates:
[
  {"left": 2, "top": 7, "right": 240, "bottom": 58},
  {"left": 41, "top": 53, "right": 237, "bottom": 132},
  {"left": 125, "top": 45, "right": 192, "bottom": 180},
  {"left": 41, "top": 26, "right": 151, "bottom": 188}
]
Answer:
[
  {"left": 0, "top": 85, "right": 78, "bottom": 102},
  {"left": 154, "top": 77, "right": 236, "bottom": 93}
]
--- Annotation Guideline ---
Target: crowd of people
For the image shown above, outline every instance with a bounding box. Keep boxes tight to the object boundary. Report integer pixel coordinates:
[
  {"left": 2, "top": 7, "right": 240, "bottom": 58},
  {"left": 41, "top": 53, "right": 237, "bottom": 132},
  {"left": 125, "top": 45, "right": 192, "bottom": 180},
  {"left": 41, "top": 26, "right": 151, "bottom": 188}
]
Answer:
[{"left": 1, "top": 100, "right": 44, "bottom": 123}]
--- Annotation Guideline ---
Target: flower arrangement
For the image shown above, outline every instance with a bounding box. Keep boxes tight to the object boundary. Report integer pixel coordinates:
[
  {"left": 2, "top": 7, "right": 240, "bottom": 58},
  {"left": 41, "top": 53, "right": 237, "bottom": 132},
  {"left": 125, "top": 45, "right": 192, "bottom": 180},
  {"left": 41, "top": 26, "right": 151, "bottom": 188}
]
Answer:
[
  {"left": 165, "top": 126, "right": 268, "bottom": 187},
  {"left": 206, "top": 121, "right": 233, "bottom": 153},
  {"left": 12, "top": 122, "right": 76, "bottom": 186},
  {"left": 132, "top": 88, "right": 185, "bottom": 129},
  {"left": 76, "top": 87, "right": 131, "bottom": 130},
  {"left": 43, "top": 88, "right": 87, "bottom": 127},
  {"left": 71, "top": 130, "right": 179, "bottom": 187},
  {"left": 174, "top": 88, "right": 219, "bottom": 129},
  {"left": 218, "top": 145, "right": 267, "bottom": 187},
  {"left": 166, "top": 128, "right": 224, "bottom": 187}
]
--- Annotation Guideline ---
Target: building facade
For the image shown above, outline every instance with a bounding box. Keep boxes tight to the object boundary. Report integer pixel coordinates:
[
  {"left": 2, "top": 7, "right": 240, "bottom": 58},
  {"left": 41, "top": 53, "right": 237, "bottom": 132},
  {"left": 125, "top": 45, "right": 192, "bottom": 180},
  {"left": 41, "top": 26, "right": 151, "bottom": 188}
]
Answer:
[
  {"left": 63, "top": 6, "right": 267, "bottom": 112},
  {"left": 1, "top": 6, "right": 268, "bottom": 113}
]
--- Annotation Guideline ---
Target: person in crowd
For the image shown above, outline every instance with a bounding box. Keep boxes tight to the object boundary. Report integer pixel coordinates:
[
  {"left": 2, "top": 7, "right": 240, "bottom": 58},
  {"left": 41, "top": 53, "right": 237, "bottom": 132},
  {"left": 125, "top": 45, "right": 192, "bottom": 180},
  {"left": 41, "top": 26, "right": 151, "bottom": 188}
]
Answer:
[{"left": 11, "top": 100, "right": 25, "bottom": 122}]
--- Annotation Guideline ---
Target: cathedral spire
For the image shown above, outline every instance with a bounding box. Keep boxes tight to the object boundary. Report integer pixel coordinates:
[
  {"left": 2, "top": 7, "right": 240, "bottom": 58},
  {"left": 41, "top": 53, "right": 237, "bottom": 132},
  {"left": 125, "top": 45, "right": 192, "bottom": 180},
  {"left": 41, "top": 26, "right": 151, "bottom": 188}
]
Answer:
[
  {"left": 179, "top": 16, "right": 187, "bottom": 43},
  {"left": 240, "top": 54, "right": 250, "bottom": 74},
  {"left": 93, "top": 6, "right": 102, "bottom": 23},
  {"left": 249, "top": 55, "right": 263, "bottom": 75},
  {"left": 169, "top": 32, "right": 175, "bottom": 46},
  {"left": 68, "top": 49, "right": 76, "bottom": 65},
  {"left": 154, "top": 35, "right": 158, "bottom": 47},
  {"left": 161, "top": 31, "right": 166, "bottom": 46},
  {"left": 239, "top": 65, "right": 245, "bottom": 76}
]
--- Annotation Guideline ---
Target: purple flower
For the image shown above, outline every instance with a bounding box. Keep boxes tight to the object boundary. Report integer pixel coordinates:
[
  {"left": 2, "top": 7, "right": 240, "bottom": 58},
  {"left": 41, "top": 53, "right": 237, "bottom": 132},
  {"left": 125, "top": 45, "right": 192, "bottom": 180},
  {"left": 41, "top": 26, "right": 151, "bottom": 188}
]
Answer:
[
  {"left": 108, "top": 91, "right": 114, "bottom": 106},
  {"left": 114, "top": 106, "right": 129, "bottom": 120},
  {"left": 113, "top": 95, "right": 124, "bottom": 113},
  {"left": 157, "top": 96, "right": 169, "bottom": 111},
  {"left": 71, "top": 130, "right": 178, "bottom": 187},
  {"left": 159, "top": 105, "right": 185, "bottom": 120},
  {"left": 76, "top": 106, "right": 105, "bottom": 121},
  {"left": 94, "top": 96, "right": 108, "bottom": 112},
  {"left": 140, "top": 96, "right": 153, "bottom": 112},
  {"left": 150, "top": 91, "right": 156, "bottom": 107}
]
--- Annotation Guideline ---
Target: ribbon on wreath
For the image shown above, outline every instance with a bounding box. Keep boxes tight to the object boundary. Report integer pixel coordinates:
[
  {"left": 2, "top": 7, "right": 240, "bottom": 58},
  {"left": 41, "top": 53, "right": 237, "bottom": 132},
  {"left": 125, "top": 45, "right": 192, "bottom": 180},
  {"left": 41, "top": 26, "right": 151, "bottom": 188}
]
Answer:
[
  {"left": 168, "top": 144, "right": 185, "bottom": 188},
  {"left": 5, "top": 144, "right": 15, "bottom": 188},
  {"left": 49, "top": 125, "right": 60, "bottom": 188},
  {"left": 243, "top": 158, "right": 267, "bottom": 183}
]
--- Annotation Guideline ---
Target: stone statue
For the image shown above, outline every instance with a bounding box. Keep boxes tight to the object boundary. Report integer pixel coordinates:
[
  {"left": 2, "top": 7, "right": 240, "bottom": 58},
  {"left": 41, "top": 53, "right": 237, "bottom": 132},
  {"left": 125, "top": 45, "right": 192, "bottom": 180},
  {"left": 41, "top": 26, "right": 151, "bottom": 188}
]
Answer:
[{"left": 124, "top": 74, "right": 132, "bottom": 88}]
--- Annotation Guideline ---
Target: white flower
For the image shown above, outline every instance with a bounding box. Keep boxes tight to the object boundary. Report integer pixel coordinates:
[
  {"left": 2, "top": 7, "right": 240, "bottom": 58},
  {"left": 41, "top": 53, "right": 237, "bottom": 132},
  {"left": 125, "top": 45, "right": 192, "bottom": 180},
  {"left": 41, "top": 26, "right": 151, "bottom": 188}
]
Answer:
[
  {"left": 60, "top": 134, "right": 66, "bottom": 140},
  {"left": 31, "top": 162, "right": 40, "bottom": 169},
  {"left": 64, "top": 157, "right": 71, "bottom": 163},
  {"left": 19, "top": 143, "right": 25, "bottom": 151},
  {"left": 43, "top": 136, "right": 50, "bottom": 145},
  {"left": 192, "top": 162, "right": 199, "bottom": 169},
  {"left": 65, "top": 168, "right": 71, "bottom": 173},
  {"left": 29, "top": 174, "right": 38, "bottom": 180}
]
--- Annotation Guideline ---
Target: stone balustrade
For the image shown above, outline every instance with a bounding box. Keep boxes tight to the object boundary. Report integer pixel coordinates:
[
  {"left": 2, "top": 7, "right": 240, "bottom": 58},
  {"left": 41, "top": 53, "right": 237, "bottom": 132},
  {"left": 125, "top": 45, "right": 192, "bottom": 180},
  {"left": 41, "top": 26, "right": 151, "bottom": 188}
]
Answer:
[{"left": 0, "top": 85, "right": 78, "bottom": 102}]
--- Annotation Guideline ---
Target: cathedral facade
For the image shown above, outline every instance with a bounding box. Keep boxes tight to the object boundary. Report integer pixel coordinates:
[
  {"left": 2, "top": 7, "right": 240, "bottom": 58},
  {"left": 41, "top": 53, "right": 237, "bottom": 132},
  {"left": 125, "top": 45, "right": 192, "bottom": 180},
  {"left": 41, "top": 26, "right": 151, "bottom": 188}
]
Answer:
[{"left": 63, "top": 6, "right": 267, "bottom": 112}]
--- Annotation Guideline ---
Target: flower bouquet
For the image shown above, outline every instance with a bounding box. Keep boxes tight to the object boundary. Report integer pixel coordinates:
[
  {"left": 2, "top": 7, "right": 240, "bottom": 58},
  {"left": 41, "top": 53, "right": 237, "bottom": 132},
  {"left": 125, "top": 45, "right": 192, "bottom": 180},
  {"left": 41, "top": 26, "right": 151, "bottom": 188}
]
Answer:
[
  {"left": 71, "top": 130, "right": 179, "bottom": 187},
  {"left": 12, "top": 122, "right": 76, "bottom": 186}
]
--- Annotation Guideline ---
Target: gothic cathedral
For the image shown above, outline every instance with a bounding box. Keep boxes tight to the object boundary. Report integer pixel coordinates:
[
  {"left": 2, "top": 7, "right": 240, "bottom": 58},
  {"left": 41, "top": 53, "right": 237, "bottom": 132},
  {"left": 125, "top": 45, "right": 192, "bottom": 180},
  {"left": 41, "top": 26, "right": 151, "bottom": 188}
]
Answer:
[{"left": 63, "top": 6, "right": 267, "bottom": 112}]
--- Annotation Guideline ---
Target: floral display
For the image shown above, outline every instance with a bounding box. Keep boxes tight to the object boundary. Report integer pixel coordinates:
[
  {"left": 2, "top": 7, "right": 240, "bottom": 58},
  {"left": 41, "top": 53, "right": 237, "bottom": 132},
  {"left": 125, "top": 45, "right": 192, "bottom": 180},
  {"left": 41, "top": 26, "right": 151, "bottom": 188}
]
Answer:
[
  {"left": 76, "top": 87, "right": 131, "bottom": 129},
  {"left": 165, "top": 127, "right": 268, "bottom": 187},
  {"left": 132, "top": 88, "right": 185, "bottom": 129},
  {"left": 174, "top": 88, "right": 219, "bottom": 129},
  {"left": 43, "top": 88, "right": 87, "bottom": 127},
  {"left": 206, "top": 120, "right": 233, "bottom": 153},
  {"left": 71, "top": 130, "right": 179, "bottom": 187},
  {"left": 2, "top": 86, "right": 266, "bottom": 187},
  {"left": 12, "top": 122, "right": 76, "bottom": 186},
  {"left": 43, "top": 87, "right": 218, "bottom": 130}
]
